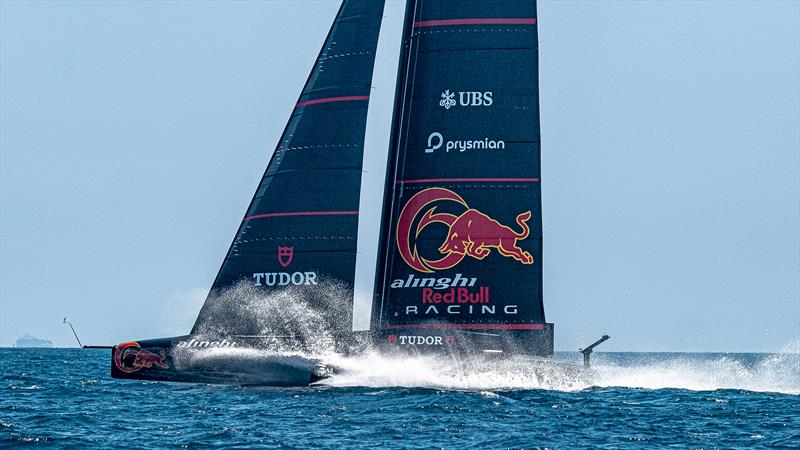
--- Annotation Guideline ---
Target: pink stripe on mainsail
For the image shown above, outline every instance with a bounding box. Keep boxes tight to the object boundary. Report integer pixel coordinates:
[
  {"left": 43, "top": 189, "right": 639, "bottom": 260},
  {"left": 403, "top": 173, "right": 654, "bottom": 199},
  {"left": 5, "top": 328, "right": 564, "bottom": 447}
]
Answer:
[
  {"left": 414, "top": 18, "right": 536, "bottom": 28},
  {"left": 397, "top": 178, "right": 540, "bottom": 184},
  {"left": 383, "top": 323, "right": 545, "bottom": 330},
  {"left": 295, "top": 96, "right": 369, "bottom": 107},
  {"left": 243, "top": 211, "right": 358, "bottom": 221}
]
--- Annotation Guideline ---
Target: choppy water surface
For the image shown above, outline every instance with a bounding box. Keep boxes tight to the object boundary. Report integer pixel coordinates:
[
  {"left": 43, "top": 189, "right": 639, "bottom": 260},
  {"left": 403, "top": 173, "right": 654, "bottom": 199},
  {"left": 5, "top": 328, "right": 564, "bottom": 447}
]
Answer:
[{"left": 1, "top": 348, "right": 798, "bottom": 448}]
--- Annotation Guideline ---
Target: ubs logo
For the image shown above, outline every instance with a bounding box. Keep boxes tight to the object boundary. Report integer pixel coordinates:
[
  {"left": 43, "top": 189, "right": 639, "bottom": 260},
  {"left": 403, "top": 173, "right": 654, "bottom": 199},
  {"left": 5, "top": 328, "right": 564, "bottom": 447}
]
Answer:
[{"left": 439, "top": 90, "right": 493, "bottom": 109}]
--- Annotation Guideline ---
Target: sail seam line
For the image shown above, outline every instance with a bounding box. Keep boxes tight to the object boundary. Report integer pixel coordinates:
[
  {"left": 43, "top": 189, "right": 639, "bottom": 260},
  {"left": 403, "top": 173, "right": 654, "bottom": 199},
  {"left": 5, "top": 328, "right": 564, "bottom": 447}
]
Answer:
[
  {"left": 295, "top": 96, "right": 370, "bottom": 107},
  {"left": 318, "top": 50, "right": 373, "bottom": 61},
  {"left": 397, "top": 177, "right": 540, "bottom": 184},
  {"left": 280, "top": 144, "right": 361, "bottom": 151},
  {"left": 382, "top": 324, "right": 545, "bottom": 330},
  {"left": 413, "top": 18, "right": 536, "bottom": 28},
  {"left": 243, "top": 211, "right": 359, "bottom": 221}
]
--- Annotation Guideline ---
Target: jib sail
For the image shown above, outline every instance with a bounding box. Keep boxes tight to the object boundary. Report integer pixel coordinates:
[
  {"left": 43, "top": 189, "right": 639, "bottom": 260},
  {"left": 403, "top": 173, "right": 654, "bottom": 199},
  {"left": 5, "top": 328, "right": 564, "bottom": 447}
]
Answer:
[
  {"left": 372, "top": 0, "right": 552, "bottom": 353},
  {"left": 193, "top": 0, "right": 386, "bottom": 335}
]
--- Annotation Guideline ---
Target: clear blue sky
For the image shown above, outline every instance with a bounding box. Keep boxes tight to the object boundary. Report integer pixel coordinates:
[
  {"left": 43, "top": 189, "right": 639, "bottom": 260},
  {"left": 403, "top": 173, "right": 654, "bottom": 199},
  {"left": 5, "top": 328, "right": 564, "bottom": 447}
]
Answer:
[{"left": 1, "top": 1, "right": 798, "bottom": 351}]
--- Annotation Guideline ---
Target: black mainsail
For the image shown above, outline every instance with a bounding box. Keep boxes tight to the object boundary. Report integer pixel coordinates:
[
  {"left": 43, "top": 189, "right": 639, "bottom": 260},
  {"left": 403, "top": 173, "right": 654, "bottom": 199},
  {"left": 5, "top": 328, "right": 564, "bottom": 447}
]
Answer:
[
  {"left": 111, "top": 0, "right": 386, "bottom": 384},
  {"left": 192, "top": 0, "right": 386, "bottom": 337},
  {"left": 371, "top": 0, "right": 553, "bottom": 355}
]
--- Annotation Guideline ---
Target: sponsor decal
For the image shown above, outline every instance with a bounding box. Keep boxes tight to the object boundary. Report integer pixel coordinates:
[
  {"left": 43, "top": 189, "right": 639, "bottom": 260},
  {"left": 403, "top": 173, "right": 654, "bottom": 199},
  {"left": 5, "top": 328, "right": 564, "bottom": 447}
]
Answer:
[
  {"left": 425, "top": 131, "right": 504, "bottom": 154},
  {"left": 386, "top": 335, "right": 455, "bottom": 346},
  {"left": 252, "top": 272, "right": 318, "bottom": 286},
  {"left": 404, "top": 303, "right": 518, "bottom": 316},
  {"left": 390, "top": 273, "right": 506, "bottom": 316},
  {"left": 425, "top": 132, "right": 443, "bottom": 153},
  {"left": 439, "top": 90, "right": 493, "bottom": 109},
  {"left": 390, "top": 273, "right": 477, "bottom": 290},
  {"left": 175, "top": 338, "right": 237, "bottom": 349},
  {"left": 113, "top": 342, "right": 169, "bottom": 374},
  {"left": 277, "top": 246, "right": 293, "bottom": 268},
  {"left": 396, "top": 188, "right": 534, "bottom": 273},
  {"left": 253, "top": 245, "right": 318, "bottom": 287},
  {"left": 439, "top": 90, "right": 457, "bottom": 109},
  {"left": 423, "top": 286, "right": 489, "bottom": 304}
]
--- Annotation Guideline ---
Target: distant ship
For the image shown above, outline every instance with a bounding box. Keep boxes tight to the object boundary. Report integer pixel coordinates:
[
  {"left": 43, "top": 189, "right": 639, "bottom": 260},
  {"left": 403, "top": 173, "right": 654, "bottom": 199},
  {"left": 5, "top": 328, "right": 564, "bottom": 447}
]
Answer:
[
  {"left": 16, "top": 334, "right": 53, "bottom": 348},
  {"left": 108, "top": 0, "right": 605, "bottom": 386}
]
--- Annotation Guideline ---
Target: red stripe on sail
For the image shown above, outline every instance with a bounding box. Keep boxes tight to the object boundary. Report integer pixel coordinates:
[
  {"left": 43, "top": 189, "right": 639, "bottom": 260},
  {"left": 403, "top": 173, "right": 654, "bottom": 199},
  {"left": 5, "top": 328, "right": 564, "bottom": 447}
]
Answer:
[
  {"left": 397, "top": 178, "right": 540, "bottom": 184},
  {"left": 243, "top": 211, "right": 358, "bottom": 221},
  {"left": 383, "top": 323, "right": 545, "bottom": 330},
  {"left": 295, "top": 96, "right": 369, "bottom": 107},
  {"left": 414, "top": 18, "right": 536, "bottom": 28}
]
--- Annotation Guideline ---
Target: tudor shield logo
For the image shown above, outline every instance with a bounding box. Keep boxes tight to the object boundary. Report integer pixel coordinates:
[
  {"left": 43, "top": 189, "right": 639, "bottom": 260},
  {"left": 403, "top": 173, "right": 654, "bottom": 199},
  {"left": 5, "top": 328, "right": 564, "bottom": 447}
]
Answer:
[
  {"left": 277, "top": 246, "right": 293, "bottom": 268},
  {"left": 396, "top": 188, "right": 534, "bottom": 273}
]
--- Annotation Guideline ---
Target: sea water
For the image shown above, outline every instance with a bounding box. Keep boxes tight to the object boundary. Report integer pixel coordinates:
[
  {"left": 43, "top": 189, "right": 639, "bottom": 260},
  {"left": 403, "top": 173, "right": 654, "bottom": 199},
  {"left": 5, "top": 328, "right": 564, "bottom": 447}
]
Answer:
[{"left": 1, "top": 347, "right": 798, "bottom": 448}]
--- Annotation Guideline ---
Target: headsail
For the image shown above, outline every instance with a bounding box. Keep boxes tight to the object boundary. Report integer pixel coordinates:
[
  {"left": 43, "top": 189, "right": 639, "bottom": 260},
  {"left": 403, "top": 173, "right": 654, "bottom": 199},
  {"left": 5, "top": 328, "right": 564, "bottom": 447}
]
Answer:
[
  {"left": 193, "top": 0, "right": 386, "bottom": 336},
  {"left": 372, "top": 0, "right": 552, "bottom": 354}
]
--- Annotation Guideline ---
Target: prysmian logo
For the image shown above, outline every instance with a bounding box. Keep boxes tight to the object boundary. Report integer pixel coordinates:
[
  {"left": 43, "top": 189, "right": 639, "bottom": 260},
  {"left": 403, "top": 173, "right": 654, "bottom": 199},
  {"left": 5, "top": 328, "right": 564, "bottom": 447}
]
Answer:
[
  {"left": 425, "top": 132, "right": 505, "bottom": 154},
  {"left": 439, "top": 90, "right": 493, "bottom": 109}
]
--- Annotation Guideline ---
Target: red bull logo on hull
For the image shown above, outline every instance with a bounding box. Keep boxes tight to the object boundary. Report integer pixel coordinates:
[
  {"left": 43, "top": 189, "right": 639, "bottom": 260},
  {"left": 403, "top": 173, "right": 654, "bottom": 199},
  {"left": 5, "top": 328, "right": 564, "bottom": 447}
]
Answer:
[
  {"left": 113, "top": 342, "right": 169, "bottom": 374},
  {"left": 396, "top": 187, "right": 534, "bottom": 273}
]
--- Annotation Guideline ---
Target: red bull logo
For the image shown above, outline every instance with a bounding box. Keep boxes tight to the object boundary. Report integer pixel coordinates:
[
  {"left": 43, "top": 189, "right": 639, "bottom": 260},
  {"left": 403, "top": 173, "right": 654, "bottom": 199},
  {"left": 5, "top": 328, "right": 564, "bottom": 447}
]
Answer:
[
  {"left": 396, "top": 188, "right": 534, "bottom": 273},
  {"left": 113, "top": 342, "right": 169, "bottom": 373}
]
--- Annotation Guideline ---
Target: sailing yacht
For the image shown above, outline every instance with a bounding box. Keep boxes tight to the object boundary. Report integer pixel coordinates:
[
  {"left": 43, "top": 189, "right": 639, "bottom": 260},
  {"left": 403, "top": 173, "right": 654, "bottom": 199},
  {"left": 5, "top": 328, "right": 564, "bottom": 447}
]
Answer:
[{"left": 111, "top": 0, "right": 561, "bottom": 386}]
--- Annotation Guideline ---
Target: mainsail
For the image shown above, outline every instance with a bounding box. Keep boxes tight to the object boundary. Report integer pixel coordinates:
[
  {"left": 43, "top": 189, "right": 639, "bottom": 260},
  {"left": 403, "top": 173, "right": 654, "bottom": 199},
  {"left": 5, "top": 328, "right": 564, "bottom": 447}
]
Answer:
[
  {"left": 192, "top": 0, "right": 386, "bottom": 336},
  {"left": 372, "top": 0, "right": 553, "bottom": 354}
]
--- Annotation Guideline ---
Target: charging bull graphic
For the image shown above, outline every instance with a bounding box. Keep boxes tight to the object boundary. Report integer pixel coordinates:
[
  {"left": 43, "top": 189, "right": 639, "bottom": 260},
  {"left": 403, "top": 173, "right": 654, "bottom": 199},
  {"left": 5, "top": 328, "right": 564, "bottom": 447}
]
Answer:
[
  {"left": 397, "top": 187, "right": 534, "bottom": 273},
  {"left": 113, "top": 341, "right": 169, "bottom": 373}
]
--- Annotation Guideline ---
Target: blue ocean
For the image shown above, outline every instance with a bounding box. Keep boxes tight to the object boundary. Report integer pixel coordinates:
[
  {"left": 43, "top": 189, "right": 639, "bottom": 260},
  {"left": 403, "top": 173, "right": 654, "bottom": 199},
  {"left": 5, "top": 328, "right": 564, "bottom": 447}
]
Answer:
[{"left": 2, "top": 348, "right": 798, "bottom": 448}]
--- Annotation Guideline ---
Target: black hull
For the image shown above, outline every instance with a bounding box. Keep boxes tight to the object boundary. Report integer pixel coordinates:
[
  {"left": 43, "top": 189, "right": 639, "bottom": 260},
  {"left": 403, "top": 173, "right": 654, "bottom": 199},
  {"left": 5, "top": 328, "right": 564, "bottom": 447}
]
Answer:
[
  {"left": 111, "top": 325, "right": 553, "bottom": 386},
  {"left": 111, "top": 336, "right": 330, "bottom": 386}
]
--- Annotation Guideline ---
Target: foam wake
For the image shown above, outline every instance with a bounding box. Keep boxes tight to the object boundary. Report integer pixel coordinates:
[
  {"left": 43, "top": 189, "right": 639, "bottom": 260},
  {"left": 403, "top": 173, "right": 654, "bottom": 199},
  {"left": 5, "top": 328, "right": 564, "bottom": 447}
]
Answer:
[
  {"left": 590, "top": 340, "right": 800, "bottom": 395},
  {"left": 319, "top": 352, "right": 588, "bottom": 391},
  {"left": 320, "top": 339, "right": 800, "bottom": 395}
]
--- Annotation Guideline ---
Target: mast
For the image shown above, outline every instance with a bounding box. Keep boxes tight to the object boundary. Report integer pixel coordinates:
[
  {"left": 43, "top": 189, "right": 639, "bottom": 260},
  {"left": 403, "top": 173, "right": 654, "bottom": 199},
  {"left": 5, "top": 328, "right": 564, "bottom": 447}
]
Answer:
[
  {"left": 372, "top": 0, "right": 552, "bottom": 355},
  {"left": 352, "top": 0, "right": 409, "bottom": 331},
  {"left": 192, "top": 0, "right": 386, "bottom": 337}
]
